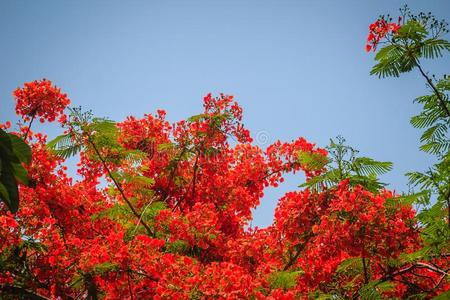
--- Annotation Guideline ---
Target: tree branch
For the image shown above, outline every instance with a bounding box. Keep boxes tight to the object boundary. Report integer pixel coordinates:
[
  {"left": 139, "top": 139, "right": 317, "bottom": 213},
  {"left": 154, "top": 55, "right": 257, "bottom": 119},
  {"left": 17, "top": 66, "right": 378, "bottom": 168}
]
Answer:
[
  {"left": 0, "top": 285, "right": 51, "bottom": 300},
  {"left": 362, "top": 257, "right": 369, "bottom": 284},
  {"left": 416, "top": 63, "right": 450, "bottom": 119},
  {"left": 87, "top": 137, "right": 155, "bottom": 237},
  {"left": 283, "top": 233, "right": 314, "bottom": 271}
]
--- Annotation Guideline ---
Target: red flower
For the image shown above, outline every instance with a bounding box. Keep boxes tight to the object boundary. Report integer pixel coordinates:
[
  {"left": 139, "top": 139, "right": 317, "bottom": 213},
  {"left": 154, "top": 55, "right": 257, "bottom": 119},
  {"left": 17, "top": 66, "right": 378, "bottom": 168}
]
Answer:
[
  {"left": 2, "top": 79, "right": 445, "bottom": 298},
  {"left": 365, "top": 18, "right": 402, "bottom": 52},
  {"left": 14, "top": 79, "right": 70, "bottom": 123},
  {"left": 1, "top": 121, "right": 12, "bottom": 129}
]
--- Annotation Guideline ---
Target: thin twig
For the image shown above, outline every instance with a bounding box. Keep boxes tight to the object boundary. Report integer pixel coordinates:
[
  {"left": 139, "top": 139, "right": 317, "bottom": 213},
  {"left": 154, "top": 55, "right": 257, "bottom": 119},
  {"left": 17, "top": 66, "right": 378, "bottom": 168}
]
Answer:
[
  {"left": 416, "top": 63, "right": 450, "bottom": 118},
  {"left": 23, "top": 114, "right": 36, "bottom": 141}
]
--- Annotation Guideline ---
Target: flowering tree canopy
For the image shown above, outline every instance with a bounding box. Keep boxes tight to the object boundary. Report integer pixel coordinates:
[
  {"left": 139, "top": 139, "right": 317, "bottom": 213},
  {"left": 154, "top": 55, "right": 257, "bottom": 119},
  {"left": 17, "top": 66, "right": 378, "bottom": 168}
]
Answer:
[{"left": 0, "top": 6, "right": 448, "bottom": 300}]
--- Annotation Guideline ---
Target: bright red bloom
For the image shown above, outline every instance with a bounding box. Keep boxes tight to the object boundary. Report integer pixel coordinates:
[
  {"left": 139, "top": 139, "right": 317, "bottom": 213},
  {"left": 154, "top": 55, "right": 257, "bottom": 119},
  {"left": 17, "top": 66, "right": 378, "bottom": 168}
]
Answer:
[
  {"left": 1, "top": 80, "right": 447, "bottom": 299},
  {"left": 0, "top": 121, "right": 12, "bottom": 130},
  {"left": 13, "top": 79, "right": 70, "bottom": 122},
  {"left": 365, "top": 18, "right": 402, "bottom": 52}
]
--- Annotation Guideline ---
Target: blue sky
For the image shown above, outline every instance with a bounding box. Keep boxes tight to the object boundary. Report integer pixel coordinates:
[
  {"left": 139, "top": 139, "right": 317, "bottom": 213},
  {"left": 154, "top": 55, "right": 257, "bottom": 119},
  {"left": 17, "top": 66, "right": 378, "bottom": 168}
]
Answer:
[{"left": 1, "top": 1, "right": 449, "bottom": 227}]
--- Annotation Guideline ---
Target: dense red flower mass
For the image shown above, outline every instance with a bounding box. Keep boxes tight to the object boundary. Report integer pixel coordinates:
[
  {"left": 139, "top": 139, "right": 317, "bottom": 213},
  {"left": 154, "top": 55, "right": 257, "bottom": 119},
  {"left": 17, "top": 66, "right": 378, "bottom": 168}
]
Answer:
[
  {"left": 13, "top": 79, "right": 70, "bottom": 123},
  {"left": 365, "top": 18, "right": 401, "bottom": 52},
  {"left": 0, "top": 83, "right": 447, "bottom": 299}
]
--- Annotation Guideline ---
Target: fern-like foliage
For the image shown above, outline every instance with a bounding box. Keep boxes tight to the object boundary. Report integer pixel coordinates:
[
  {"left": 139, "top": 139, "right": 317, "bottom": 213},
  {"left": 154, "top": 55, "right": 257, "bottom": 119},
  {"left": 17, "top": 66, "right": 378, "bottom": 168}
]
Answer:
[
  {"left": 368, "top": 7, "right": 450, "bottom": 297},
  {"left": 268, "top": 270, "right": 304, "bottom": 291},
  {"left": 358, "top": 280, "right": 395, "bottom": 300},
  {"left": 371, "top": 9, "right": 450, "bottom": 79},
  {"left": 370, "top": 43, "right": 415, "bottom": 78},
  {"left": 300, "top": 136, "right": 392, "bottom": 194},
  {"left": 46, "top": 133, "right": 82, "bottom": 159},
  {"left": 410, "top": 77, "right": 450, "bottom": 156},
  {"left": 47, "top": 108, "right": 122, "bottom": 162},
  {"left": 370, "top": 7, "right": 450, "bottom": 253},
  {"left": 406, "top": 155, "right": 450, "bottom": 256}
]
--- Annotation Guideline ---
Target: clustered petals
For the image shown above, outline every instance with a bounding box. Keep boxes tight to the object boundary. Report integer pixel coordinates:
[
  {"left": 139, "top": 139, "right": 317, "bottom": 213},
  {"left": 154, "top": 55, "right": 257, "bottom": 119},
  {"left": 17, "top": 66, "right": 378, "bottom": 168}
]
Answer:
[
  {"left": 366, "top": 18, "right": 402, "bottom": 52},
  {"left": 1, "top": 81, "right": 447, "bottom": 299},
  {"left": 13, "top": 79, "right": 70, "bottom": 123}
]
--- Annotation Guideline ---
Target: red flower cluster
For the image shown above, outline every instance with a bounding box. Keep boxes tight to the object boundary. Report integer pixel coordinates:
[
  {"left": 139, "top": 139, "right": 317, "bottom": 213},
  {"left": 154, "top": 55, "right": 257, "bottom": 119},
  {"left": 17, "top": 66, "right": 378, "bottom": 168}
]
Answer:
[
  {"left": 366, "top": 18, "right": 401, "bottom": 52},
  {"left": 13, "top": 79, "right": 70, "bottom": 123},
  {"left": 1, "top": 81, "right": 447, "bottom": 299}
]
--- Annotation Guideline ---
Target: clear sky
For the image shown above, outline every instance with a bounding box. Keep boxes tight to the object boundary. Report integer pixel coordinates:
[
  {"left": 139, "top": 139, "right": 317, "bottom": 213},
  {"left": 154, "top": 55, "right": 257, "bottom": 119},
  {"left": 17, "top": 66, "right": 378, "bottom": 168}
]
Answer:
[{"left": 1, "top": 1, "right": 449, "bottom": 227}]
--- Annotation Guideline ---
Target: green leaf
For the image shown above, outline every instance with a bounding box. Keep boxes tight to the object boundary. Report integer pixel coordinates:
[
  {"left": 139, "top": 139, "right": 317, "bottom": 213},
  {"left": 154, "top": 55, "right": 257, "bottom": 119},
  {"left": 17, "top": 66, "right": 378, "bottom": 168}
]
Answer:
[
  {"left": 406, "top": 171, "right": 434, "bottom": 189},
  {"left": 269, "top": 270, "right": 303, "bottom": 290},
  {"left": 70, "top": 273, "right": 84, "bottom": 290},
  {"left": 371, "top": 44, "right": 405, "bottom": 78},
  {"left": 46, "top": 134, "right": 72, "bottom": 149},
  {"left": 0, "top": 129, "right": 19, "bottom": 163},
  {"left": 54, "top": 145, "right": 83, "bottom": 159},
  {"left": 131, "top": 175, "right": 155, "bottom": 187},
  {"left": 386, "top": 190, "right": 430, "bottom": 208},
  {"left": 187, "top": 114, "right": 207, "bottom": 123},
  {"left": 299, "top": 174, "right": 326, "bottom": 190},
  {"left": 93, "top": 262, "right": 119, "bottom": 274},
  {"left": 0, "top": 182, "right": 10, "bottom": 203},
  {"left": 297, "top": 150, "right": 329, "bottom": 171},
  {"left": 336, "top": 257, "right": 363, "bottom": 274},
  {"left": 374, "top": 44, "right": 402, "bottom": 61},
  {"left": 157, "top": 143, "right": 174, "bottom": 151},
  {"left": 8, "top": 133, "right": 31, "bottom": 164},
  {"left": 420, "top": 39, "right": 450, "bottom": 59},
  {"left": 352, "top": 157, "right": 393, "bottom": 176},
  {"left": 0, "top": 128, "right": 32, "bottom": 212},
  {"left": 420, "top": 140, "right": 450, "bottom": 155},
  {"left": 11, "top": 162, "right": 29, "bottom": 185},
  {"left": 397, "top": 20, "right": 428, "bottom": 40},
  {"left": 47, "top": 134, "right": 82, "bottom": 159},
  {"left": 399, "top": 248, "right": 431, "bottom": 264},
  {"left": 431, "top": 290, "right": 450, "bottom": 300},
  {"left": 300, "top": 169, "right": 341, "bottom": 191},
  {"left": 0, "top": 158, "right": 19, "bottom": 213},
  {"left": 410, "top": 111, "right": 440, "bottom": 129},
  {"left": 359, "top": 280, "right": 395, "bottom": 300},
  {"left": 420, "top": 124, "right": 447, "bottom": 143},
  {"left": 166, "top": 239, "right": 190, "bottom": 254},
  {"left": 311, "top": 294, "right": 336, "bottom": 300},
  {"left": 88, "top": 119, "right": 117, "bottom": 137}
]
